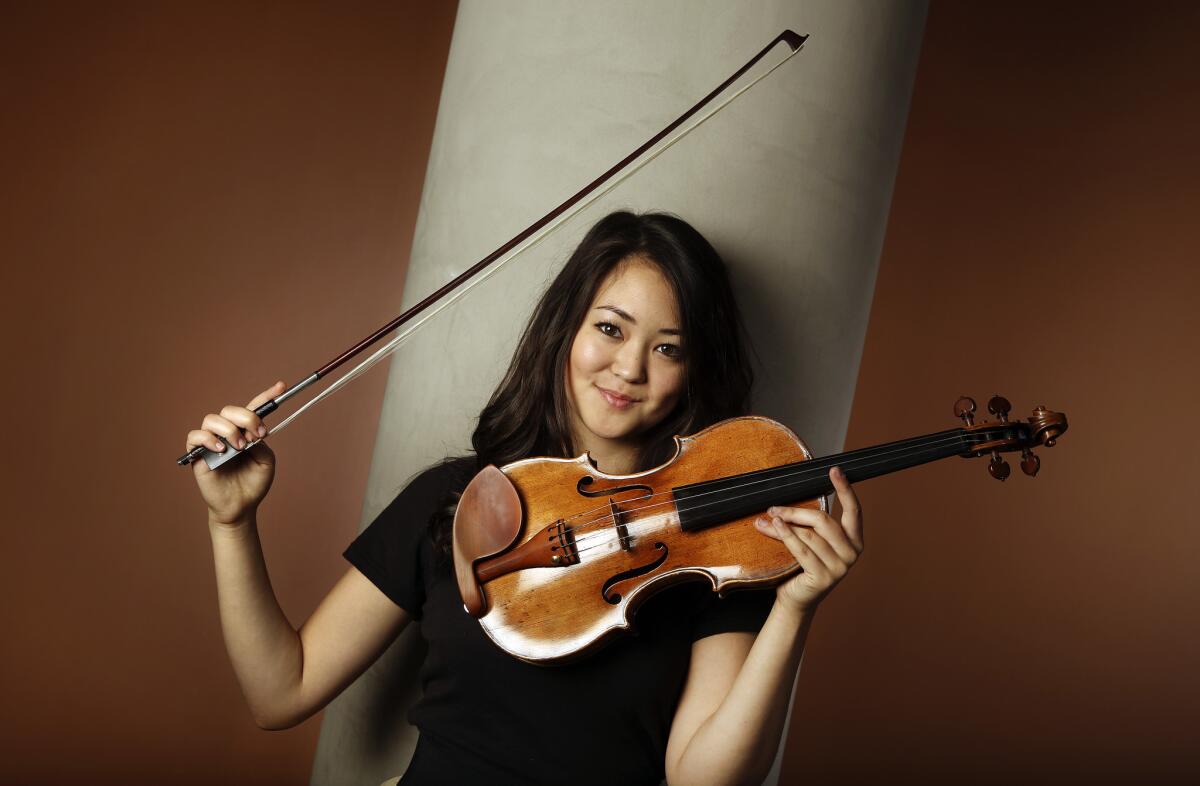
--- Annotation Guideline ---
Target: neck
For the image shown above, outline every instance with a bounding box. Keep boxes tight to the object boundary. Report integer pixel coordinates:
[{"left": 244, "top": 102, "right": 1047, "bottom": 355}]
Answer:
[
  {"left": 673, "top": 427, "right": 972, "bottom": 532},
  {"left": 581, "top": 441, "right": 640, "bottom": 475},
  {"left": 569, "top": 415, "right": 644, "bottom": 475}
]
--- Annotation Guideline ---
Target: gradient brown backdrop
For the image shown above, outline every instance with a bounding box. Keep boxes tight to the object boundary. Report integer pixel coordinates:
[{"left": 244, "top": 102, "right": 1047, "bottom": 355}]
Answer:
[
  {"left": 1, "top": 3, "right": 457, "bottom": 784},
  {"left": 780, "top": 3, "right": 1199, "bottom": 784},
  {"left": 1, "top": 2, "right": 1196, "bottom": 785}
]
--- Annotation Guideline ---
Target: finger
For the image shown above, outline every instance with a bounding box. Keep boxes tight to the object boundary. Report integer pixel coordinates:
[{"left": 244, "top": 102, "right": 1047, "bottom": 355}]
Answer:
[
  {"left": 242, "top": 380, "right": 285, "bottom": 438},
  {"left": 755, "top": 514, "right": 818, "bottom": 566},
  {"left": 757, "top": 513, "right": 845, "bottom": 576},
  {"left": 768, "top": 517, "right": 830, "bottom": 582},
  {"left": 790, "top": 523, "right": 848, "bottom": 578},
  {"left": 829, "top": 466, "right": 864, "bottom": 551},
  {"left": 201, "top": 414, "right": 248, "bottom": 449},
  {"left": 186, "top": 428, "right": 228, "bottom": 454},
  {"left": 755, "top": 515, "right": 785, "bottom": 541},
  {"left": 220, "top": 404, "right": 267, "bottom": 440},
  {"left": 768, "top": 504, "right": 858, "bottom": 565},
  {"left": 247, "top": 381, "right": 286, "bottom": 412}
]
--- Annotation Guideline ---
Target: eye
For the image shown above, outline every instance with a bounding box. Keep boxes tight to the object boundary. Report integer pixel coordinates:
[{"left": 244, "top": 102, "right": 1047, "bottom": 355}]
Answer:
[
  {"left": 656, "top": 342, "right": 684, "bottom": 360},
  {"left": 594, "top": 321, "right": 622, "bottom": 339}
]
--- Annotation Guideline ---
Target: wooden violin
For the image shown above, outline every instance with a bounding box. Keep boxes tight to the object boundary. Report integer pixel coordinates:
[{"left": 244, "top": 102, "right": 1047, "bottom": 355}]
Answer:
[{"left": 452, "top": 395, "right": 1068, "bottom": 664}]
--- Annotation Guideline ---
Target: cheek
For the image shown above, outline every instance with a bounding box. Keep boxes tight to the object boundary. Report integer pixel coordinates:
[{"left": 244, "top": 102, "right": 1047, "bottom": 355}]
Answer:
[
  {"left": 651, "top": 364, "right": 687, "bottom": 410},
  {"left": 570, "top": 332, "right": 609, "bottom": 376}
]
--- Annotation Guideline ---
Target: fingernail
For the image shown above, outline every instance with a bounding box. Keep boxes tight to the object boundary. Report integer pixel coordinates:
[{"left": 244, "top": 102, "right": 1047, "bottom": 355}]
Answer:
[
  {"left": 236, "top": 439, "right": 245, "bottom": 449},
  {"left": 214, "top": 442, "right": 224, "bottom": 451},
  {"left": 257, "top": 426, "right": 267, "bottom": 437}
]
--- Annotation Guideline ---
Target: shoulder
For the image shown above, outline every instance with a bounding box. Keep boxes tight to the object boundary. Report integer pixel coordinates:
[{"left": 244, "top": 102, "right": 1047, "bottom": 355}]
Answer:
[
  {"left": 348, "top": 455, "right": 477, "bottom": 553},
  {"left": 378, "top": 455, "right": 478, "bottom": 520},
  {"left": 343, "top": 455, "right": 478, "bottom": 616}
]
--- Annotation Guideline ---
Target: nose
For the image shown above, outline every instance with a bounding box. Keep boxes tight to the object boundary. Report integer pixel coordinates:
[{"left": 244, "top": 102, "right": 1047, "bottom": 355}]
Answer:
[{"left": 611, "top": 341, "right": 647, "bottom": 384}]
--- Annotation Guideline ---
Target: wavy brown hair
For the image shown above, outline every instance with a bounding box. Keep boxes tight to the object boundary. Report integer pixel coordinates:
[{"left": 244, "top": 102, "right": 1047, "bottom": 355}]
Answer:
[{"left": 430, "top": 210, "right": 755, "bottom": 561}]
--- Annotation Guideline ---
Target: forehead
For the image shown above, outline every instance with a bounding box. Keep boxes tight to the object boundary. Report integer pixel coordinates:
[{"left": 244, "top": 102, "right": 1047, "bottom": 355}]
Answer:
[{"left": 590, "top": 257, "right": 680, "bottom": 324}]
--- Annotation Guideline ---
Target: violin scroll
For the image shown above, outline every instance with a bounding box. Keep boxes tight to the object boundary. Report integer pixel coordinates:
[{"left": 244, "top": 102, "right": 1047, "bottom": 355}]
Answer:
[
  {"left": 955, "top": 395, "right": 1068, "bottom": 480},
  {"left": 1028, "top": 404, "right": 1067, "bottom": 447}
]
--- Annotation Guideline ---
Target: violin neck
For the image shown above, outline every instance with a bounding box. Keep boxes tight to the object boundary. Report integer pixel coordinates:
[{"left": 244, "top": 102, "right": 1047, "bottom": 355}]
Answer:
[{"left": 674, "top": 428, "right": 970, "bottom": 532}]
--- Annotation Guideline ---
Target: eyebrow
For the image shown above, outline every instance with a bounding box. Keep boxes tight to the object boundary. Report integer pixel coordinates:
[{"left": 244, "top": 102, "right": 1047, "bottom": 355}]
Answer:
[{"left": 596, "top": 305, "right": 681, "bottom": 336}]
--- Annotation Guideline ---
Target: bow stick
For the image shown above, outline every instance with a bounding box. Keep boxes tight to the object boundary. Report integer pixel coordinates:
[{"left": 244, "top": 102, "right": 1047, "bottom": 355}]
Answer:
[{"left": 178, "top": 29, "right": 808, "bottom": 470}]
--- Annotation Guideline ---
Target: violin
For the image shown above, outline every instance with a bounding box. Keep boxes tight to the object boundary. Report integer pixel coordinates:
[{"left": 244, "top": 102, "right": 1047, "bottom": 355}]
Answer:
[{"left": 453, "top": 396, "right": 1068, "bottom": 664}]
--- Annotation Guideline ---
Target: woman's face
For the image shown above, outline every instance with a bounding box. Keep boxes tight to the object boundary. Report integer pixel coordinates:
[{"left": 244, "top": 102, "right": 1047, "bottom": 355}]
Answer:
[{"left": 566, "top": 257, "right": 687, "bottom": 469}]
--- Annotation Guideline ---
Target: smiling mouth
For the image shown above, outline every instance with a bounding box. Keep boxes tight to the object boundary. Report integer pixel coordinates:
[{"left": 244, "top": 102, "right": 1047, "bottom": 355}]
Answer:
[{"left": 596, "top": 385, "right": 638, "bottom": 409}]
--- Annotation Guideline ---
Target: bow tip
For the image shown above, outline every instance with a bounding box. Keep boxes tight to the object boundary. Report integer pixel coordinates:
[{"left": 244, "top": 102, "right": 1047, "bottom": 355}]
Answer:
[{"left": 780, "top": 30, "right": 809, "bottom": 51}]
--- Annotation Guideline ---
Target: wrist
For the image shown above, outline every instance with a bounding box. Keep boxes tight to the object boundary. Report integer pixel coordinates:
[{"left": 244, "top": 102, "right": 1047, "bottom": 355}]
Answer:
[
  {"left": 208, "top": 510, "right": 257, "bottom": 534},
  {"left": 771, "top": 595, "right": 817, "bottom": 631}
]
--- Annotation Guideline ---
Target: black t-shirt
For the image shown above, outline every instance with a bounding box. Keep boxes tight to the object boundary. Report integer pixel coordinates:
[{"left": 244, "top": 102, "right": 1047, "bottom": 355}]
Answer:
[{"left": 343, "top": 456, "right": 775, "bottom": 786}]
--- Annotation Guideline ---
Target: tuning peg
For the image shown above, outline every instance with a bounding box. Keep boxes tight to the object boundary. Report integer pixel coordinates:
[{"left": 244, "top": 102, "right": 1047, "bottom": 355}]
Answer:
[
  {"left": 988, "top": 394, "right": 1011, "bottom": 423},
  {"left": 954, "top": 396, "right": 977, "bottom": 426},
  {"left": 1020, "top": 448, "right": 1040, "bottom": 476},
  {"left": 988, "top": 451, "right": 1010, "bottom": 481}
]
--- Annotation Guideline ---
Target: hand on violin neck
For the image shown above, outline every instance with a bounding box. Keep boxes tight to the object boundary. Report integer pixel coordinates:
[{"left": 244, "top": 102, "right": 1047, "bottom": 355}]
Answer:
[{"left": 753, "top": 466, "right": 864, "bottom": 615}]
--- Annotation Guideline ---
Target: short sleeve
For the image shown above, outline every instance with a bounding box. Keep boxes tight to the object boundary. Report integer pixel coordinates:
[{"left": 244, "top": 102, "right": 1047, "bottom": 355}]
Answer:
[
  {"left": 343, "top": 460, "right": 467, "bottom": 620},
  {"left": 690, "top": 587, "right": 777, "bottom": 641}
]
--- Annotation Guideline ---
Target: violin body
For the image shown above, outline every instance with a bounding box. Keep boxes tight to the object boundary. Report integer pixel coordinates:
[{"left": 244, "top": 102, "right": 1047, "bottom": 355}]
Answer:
[{"left": 453, "top": 417, "right": 821, "bottom": 664}]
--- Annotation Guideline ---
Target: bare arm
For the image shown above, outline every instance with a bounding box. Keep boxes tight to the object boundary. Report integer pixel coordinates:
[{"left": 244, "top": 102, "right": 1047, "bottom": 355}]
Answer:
[
  {"left": 664, "top": 467, "right": 864, "bottom": 785},
  {"left": 664, "top": 608, "right": 812, "bottom": 786},
  {"left": 191, "top": 382, "right": 410, "bottom": 729},
  {"left": 209, "top": 516, "right": 409, "bottom": 729}
]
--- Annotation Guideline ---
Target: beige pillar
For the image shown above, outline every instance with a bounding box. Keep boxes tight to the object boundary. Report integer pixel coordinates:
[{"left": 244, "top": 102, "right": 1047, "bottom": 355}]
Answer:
[{"left": 311, "top": 2, "right": 926, "bottom": 784}]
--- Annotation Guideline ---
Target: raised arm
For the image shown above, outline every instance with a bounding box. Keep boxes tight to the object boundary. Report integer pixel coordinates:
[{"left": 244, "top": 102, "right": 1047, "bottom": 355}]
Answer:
[
  {"left": 209, "top": 524, "right": 409, "bottom": 729},
  {"left": 191, "top": 383, "right": 410, "bottom": 729}
]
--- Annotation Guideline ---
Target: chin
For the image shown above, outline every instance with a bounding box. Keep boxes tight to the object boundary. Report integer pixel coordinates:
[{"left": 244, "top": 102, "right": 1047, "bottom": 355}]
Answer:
[
  {"left": 585, "top": 421, "right": 638, "bottom": 443},
  {"left": 575, "top": 410, "right": 637, "bottom": 442}
]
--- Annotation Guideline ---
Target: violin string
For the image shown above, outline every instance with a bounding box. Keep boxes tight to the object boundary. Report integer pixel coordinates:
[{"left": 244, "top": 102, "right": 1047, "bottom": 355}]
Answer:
[
  {"left": 540, "top": 426, "right": 981, "bottom": 538},
  {"left": 561, "top": 431, "right": 964, "bottom": 554},
  {"left": 556, "top": 429, "right": 969, "bottom": 554},
  {"left": 260, "top": 41, "right": 804, "bottom": 442},
  {"left": 563, "top": 434, "right": 968, "bottom": 558},
  {"left": 567, "top": 441, "right": 960, "bottom": 559},
  {"left": 471, "top": 438, "right": 965, "bottom": 642}
]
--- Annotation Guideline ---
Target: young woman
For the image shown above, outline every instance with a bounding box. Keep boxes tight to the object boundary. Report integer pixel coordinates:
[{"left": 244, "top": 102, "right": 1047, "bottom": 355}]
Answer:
[{"left": 187, "top": 211, "right": 864, "bottom": 785}]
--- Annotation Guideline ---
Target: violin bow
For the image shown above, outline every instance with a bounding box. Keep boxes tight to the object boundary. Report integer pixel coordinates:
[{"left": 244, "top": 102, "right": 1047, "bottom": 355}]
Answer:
[{"left": 177, "top": 29, "right": 808, "bottom": 470}]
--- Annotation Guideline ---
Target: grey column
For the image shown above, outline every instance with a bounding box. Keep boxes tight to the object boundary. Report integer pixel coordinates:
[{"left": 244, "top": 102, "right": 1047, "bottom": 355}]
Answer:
[{"left": 311, "top": 2, "right": 926, "bottom": 784}]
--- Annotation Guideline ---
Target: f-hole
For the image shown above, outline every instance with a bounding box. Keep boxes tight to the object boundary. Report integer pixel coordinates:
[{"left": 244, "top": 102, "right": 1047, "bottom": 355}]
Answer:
[
  {"left": 601, "top": 543, "right": 668, "bottom": 604},
  {"left": 577, "top": 475, "right": 653, "bottom": 499}
]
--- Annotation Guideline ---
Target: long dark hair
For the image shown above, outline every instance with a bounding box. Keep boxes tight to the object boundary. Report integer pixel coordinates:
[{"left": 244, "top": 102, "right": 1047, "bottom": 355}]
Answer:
[{"left": 430, "top": 210, "right": 755, "bottom": 561}]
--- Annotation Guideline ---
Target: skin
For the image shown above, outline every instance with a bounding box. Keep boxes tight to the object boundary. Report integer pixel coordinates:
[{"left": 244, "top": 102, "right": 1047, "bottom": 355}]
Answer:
[
  {"left": 565, "top": 256, "right": 688, "bottom": 474},
  {"left": 187, "top": 256, "right": 865, "bottom": 784}
]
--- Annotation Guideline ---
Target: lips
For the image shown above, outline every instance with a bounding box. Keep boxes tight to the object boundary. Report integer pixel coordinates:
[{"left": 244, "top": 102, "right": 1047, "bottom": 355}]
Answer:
[{"left": 596, "top": 385, "right": 638, "bottom": 410}]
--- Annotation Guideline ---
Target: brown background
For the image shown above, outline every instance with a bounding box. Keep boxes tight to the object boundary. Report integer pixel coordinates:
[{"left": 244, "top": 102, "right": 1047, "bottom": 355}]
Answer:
[
  {"left": 0, "top": 2, "right": 458, "bottom": 784},
  {"left": 782, "top": 3, "right": 1199, "bottom": 784},
  {"left": 1, "top": 2, "right": 1196, "bottom": 785}
]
